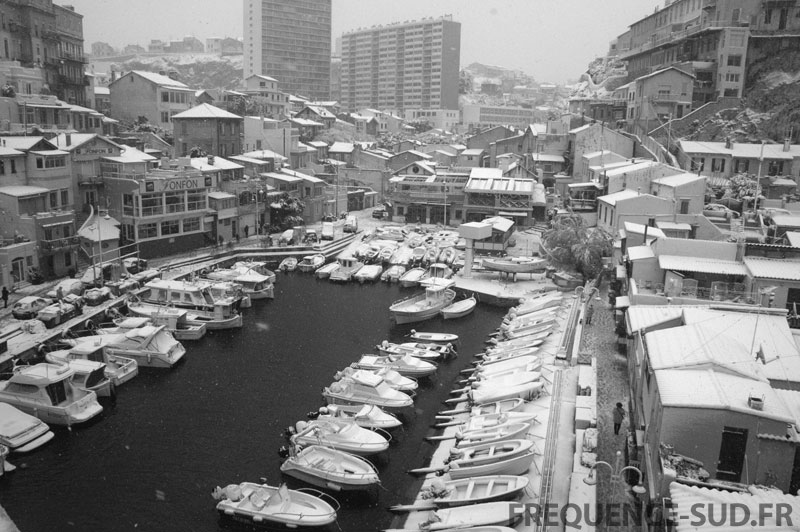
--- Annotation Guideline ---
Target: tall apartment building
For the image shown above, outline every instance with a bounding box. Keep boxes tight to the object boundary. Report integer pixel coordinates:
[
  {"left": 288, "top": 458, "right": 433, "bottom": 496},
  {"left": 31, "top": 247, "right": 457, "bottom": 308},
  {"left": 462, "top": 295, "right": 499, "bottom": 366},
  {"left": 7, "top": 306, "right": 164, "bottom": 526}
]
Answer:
[
  {"left": 0, "top": 0, "right": 87, "bottom": 105},
  {"left": 243, "top": 0, "right": 332, "bottom": 101},
  {"left": 615, "top": 0, "right": 800, "bottom": 106},
  {"left": 340, "top": 15, "right": 461, "bottom": 114}
]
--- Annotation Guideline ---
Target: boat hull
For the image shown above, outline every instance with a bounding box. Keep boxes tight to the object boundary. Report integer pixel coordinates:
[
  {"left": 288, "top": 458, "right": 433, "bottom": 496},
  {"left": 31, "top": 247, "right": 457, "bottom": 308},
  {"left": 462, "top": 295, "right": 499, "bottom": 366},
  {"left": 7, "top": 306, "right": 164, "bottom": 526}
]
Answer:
[
  {"left": 442, "top": 297, "right": 477, "bottom": 319},
  {"left": 432, "top": 475, "right": 530, "bottom": 508},
  {"left": 447, "top": 451, "right": 536, "bottom": 480}
]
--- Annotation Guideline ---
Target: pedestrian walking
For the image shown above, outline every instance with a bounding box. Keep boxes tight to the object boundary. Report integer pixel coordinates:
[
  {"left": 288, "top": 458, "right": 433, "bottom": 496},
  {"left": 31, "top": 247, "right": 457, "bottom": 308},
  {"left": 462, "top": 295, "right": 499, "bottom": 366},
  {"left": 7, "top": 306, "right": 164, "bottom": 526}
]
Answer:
[
  {"left": 56, "top": 285, "right": 64, "bottom": 303},
  {"left": 244, "top": 225, "right": 249, "bottom": 238},
  {"left": 1, "top": 286, "right": 8, "bottom": 308},
  {"left": 585, "top": 303, "right": 594, "bottom": 325},
  {"left": 613, "top": 402, "right": 626, "bottom": 435}
]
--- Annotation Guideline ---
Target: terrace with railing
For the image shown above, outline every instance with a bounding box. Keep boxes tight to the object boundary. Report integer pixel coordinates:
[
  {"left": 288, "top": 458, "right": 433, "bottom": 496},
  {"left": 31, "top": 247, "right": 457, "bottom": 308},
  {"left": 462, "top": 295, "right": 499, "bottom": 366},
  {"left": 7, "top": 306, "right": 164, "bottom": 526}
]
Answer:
[{"left": 630, "top": 278, "right": 757, "bottom": 306}]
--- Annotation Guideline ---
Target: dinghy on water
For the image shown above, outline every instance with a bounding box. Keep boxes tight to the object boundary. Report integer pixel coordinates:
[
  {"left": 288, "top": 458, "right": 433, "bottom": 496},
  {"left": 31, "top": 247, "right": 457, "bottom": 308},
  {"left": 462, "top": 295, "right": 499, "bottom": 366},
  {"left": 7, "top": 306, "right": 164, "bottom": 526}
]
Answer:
[
  {"left": 279, "top": 444, "right": 380, "bottom": 492},
  {"left": 389, "top": 474, "right": 529, "bottom": 511},
  {"left": 408, "top": 330, "right": 459, "bottom": 343}
]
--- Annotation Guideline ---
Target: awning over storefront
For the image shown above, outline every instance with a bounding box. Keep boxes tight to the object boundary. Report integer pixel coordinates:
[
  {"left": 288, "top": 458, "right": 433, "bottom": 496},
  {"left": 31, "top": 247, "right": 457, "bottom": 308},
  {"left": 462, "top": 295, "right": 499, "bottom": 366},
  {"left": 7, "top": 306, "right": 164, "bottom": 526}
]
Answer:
[
  {"left": 498, "top": 211, "right": 528, "bottom": 217},
  {"left": 614, "top": 296, "right": 631, "bottom": 309}
]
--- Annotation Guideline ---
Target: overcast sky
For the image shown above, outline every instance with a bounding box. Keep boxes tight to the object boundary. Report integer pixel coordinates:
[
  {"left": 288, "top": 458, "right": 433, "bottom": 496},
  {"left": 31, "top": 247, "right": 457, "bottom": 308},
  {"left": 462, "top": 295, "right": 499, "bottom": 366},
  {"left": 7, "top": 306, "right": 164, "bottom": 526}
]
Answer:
[{"left": 67, "top": 0, "right": 663, "bottom": 83}]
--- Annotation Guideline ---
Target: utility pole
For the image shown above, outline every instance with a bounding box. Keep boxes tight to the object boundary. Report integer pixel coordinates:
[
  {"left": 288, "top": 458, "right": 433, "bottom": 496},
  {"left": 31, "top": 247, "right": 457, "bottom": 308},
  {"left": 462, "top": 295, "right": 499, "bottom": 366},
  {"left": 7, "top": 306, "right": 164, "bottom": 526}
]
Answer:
[{"left": 754, "top": 140, "right": 765, "bottom": 214}]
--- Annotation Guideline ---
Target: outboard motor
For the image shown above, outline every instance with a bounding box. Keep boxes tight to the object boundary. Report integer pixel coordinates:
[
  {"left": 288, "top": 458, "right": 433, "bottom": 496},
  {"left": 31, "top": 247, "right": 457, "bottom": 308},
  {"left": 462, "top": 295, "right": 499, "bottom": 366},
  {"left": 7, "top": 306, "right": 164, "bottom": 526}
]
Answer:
[
  {"left": 306, "top": 410, "right": 321, "bottom": 420},
  {"left": 277, "top": 445, "right": 290, "bottom": 459}
]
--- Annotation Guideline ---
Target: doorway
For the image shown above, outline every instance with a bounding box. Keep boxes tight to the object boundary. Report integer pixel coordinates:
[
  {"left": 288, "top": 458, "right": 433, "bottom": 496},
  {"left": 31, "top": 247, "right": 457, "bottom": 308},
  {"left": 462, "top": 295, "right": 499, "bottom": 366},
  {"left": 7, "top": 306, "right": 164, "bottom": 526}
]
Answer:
[{"left": 716, "top": 427, "right": 748, "bottom": 482}]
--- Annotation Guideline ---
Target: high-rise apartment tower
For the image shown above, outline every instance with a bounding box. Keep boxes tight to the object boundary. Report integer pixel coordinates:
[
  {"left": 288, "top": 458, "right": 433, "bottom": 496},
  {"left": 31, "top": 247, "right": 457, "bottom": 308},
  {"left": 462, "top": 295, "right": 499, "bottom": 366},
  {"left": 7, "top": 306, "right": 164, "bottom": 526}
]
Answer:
[
  {"left": 244, "top": 0, "right": 332, "bottom": 101},
  {"left": 340, "top": 15, "right": 461, "bottom": 114}
]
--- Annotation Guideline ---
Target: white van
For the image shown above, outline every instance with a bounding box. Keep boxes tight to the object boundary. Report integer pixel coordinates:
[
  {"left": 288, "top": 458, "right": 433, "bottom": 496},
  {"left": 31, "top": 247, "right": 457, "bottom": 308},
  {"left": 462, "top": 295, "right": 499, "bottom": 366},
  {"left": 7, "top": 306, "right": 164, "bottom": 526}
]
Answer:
[
  {"left": 343, "top": 215, "right": 358, "bottom": 233},
  {"left": 321, "top": 222, "right": 335, "bottom": 240}
]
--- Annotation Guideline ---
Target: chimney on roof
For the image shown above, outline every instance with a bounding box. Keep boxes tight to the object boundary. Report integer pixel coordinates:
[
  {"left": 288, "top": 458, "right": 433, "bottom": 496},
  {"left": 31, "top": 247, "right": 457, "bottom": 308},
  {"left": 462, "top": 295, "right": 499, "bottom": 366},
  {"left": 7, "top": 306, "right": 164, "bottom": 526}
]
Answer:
[
  {"left": 160, "top": 156, "right": 170, "bottom": 168},
  {"left": 207, "top": 155, "right": 215, "bottom": 166},
  {"left": 110, "top": 70, "right": 117, "bottom": 82},
  {"left": 65, "top": 133, "right": 71, "bottom": 146},
  {"left": 725, "top": 137, "right": 733, "bottom": 150},
  {"left": 784, "top": 138, "right": 791, "bottom": 152},
  {"left": 748, "top": 393, "right": 764, "bottom": 410}
]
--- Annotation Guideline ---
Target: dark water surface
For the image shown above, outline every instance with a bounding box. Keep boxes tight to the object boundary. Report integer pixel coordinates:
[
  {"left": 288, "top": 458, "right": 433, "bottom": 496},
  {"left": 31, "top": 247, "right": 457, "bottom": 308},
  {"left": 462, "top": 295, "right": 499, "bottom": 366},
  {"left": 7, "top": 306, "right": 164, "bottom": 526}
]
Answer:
[{"left": 0, "top": 274, "right": 506, "bottom": 532}]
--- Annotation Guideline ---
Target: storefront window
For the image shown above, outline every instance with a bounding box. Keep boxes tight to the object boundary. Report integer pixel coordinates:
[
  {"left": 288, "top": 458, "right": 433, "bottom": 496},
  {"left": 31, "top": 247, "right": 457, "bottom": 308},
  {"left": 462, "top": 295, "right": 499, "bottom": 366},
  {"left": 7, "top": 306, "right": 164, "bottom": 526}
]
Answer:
[
  {"left": 165, "top": 191, "right": 185, "bottom": 213},
  {"left": 141, "top": 193, "right": 163, "bottom": 216},
  {"left": 137, "top": 222, "right": 157, "bottom": 240},
  {"left": 187, "top": 190, "right": 205, "bottom": 211}
]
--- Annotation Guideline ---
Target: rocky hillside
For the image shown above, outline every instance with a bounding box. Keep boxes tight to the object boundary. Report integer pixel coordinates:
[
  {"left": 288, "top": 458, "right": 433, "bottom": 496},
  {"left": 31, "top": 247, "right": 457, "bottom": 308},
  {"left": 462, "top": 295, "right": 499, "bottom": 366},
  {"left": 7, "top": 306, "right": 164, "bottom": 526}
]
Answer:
[
  {"left": 108, "top": 54, "right": 244, "bottom": 90},
  {"left": 568, "top": 56, "right": 629, "bottom": 99}
]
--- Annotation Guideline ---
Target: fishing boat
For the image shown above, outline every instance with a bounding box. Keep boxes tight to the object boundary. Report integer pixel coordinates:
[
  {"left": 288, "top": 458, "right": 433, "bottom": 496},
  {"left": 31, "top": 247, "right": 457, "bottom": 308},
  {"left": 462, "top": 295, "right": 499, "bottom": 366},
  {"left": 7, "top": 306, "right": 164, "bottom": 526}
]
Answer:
[
  {"left": 290, "top": 418, "right": 389, "bottom": 456},
  {"left": 323, "top": 369, "right": 414, "bottom": 411},
  {"left": 0, "top": 363, "right": 103, "bottom": 426},
  {"left": 0, "top": 403, "right": 55, "bottom": 453},
  {"left": 280, "top": 445, "right": 380, "bottom": 492},
  {"left": 329, "top": 253, "right": 364, "bottom": 283},
  {"left": 335, "top": 366, "right": 417, "bottom": 393},
  {"left": 441, "top": 296, "right": 477, "bottom": 319},
  {"left": 297, "top": 254, "right": 326, "bottom": 273},
  {"left": 354, "top": 264, "right": 383, "bottom": 283},
  {"left": 391, "top": 474, "right": 529, "bottom": 511},
  {"left": 376, "top": 341, "right": 445, "bottom": 360},
  {"left": 408, "top": 330, "right": 459, "bottom": 343},
  {"left": 416, "top": 501, "right": 526, "bottom": 531},
  {"left": 203, "top": 268, "right": 274, "bottom": 300},
  {"left": 408, "top": 439, "right": 535, "bottom": 479},
  {"left": 398, "top": 267, "right": 426, "bottom": 288},
  {"left": 312, "top": 404, "right": 403, "bottom": 430},
  {"left": 482, "top": 256, "right": 547, "bottom": 274},
  {"left": 381, "top": 264, "right": 406, "bottom": 283},
  {"left": 129, "top": 279, "right": 243, "bottom": 330},
  {"left": 390, "top": 286, "right": 456, "bottom": 325},
  {"left": 212, "top": 482, "right": 337, "bottom": 529},
  {"left": 47, "top": 337, "right": 139, "bottom": 386},
  {"left": 315, "top": 262, "right": 339, "bottom": 279},
  {"left": 231, "top": 261, "right": 276, "bottom": 284},
  {"left": 82, "top": 321, "right": 186, "bottom": 369},
  {"left": 419, "top": 263, "right": 454, "bottom": 288},
  {"left": 354, "top": 354, "right": 437, "bottom": 379},
  {"left": 279, "top": 257, "right": 298, "bottom": 272}
]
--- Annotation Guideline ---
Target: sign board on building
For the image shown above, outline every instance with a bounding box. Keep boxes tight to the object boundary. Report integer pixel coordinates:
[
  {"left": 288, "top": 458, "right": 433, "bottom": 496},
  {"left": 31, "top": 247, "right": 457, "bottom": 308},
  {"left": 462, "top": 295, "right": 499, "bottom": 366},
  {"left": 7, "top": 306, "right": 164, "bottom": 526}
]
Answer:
[{"left": 142, "top": 176, "right": 215, "bottom": 193}]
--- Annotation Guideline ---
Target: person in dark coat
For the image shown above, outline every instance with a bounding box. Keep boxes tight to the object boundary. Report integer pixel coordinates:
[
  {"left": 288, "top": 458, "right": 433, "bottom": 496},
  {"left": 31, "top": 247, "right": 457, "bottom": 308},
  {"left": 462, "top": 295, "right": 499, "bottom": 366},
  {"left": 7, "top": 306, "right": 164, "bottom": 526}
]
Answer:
[
  {"left": 613, "top": 402, "right": 626, "bottom": 435},
  {"left": 585, "top": 303, "right": 594, "bottom": 325},
  {"left": 1, "top": 286, "right": 8, "bottom": 308}
]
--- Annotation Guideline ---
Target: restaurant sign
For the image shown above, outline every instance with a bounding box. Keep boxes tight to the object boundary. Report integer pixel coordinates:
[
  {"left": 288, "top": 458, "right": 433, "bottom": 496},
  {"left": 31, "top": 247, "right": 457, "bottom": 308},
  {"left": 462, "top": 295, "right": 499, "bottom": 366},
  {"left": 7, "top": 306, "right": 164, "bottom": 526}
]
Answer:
[{"left": 144, "top": 176, "right": 214, "bottom": 192}]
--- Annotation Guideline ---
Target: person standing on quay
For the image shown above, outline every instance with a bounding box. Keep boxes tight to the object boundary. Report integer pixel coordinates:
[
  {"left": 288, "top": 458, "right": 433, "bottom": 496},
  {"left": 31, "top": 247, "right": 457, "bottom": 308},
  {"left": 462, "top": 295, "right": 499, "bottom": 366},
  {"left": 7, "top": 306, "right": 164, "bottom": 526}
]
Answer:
[
  {"left": 613, "top": 402, "right": 626, "bottom": 435},
  {"left": 1, "top": 286, "right": 8, "bottom": 308},
  {"left": 585, "top": 303, "right": 594, "bottom": 325}
]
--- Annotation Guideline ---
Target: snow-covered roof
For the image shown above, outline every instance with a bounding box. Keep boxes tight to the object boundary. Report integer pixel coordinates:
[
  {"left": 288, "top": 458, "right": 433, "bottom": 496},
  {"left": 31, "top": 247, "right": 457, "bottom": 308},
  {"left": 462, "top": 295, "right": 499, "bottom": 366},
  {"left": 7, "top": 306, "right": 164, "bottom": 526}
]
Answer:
[
  {"left": 172, "top": 103, "right": 241, "bottom": 120},
  {"left": 679, "top": 141, "right": 800, "bottom": 160},
  {"left": 598, "top": 189, "right": 640, "bottom": 206},
  {"left": 290, "top": 117, "right": 324, "bottom": 127},
  {"left": 744, "top": 257, "right": 800, "bottom": 281},
  {"left": 482, "top": 216, "right": 515, "bottom": 232},
  {"left": 189, "top": 156, "right": 244, "bottom": 172},
  {"left": 126, "top": 70, "right": 191, "bottom": 89},
  {"left": 0, "top": 185, "right": 49, "bottom": 196},
  {"left": 658, "top": 255, "right": 748, "bottom": 276},
  {"left": 329, "top": 142, "right": 355, "bottom": 154},
  {"left": 103, "top": 146, "right": 157, "bottom": 163},
  {"left": 242, "top": 149, "right": 288, "bottom": 162},
  {"left": 652, "top": 173, "right": 705, "bottom": 187},
  {"left": 627, "top": 245, "right": 655, "bottom": 261},
  {"left": 460, "top": 148, "right": 485, "bottom": 156},
  {"left": 94, "top": 87, "right": 110, "bottom": 96}
]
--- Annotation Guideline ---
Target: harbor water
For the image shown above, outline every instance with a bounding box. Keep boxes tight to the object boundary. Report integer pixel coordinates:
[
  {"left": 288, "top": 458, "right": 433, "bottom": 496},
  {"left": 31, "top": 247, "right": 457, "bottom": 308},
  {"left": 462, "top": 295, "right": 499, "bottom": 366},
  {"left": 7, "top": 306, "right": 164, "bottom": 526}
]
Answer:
[{"left": 0, "top": 274, "right": 507, "bottom": 532}]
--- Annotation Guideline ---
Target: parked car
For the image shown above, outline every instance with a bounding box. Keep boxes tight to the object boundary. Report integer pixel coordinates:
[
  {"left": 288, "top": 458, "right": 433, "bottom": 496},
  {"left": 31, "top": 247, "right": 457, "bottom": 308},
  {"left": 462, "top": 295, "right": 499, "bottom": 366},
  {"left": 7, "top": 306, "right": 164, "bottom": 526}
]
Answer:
[
  {"left": 46, "top": 279, "right": 84, "bottom": 300},
  {"left": 321, "top": 222, "right": 335, "bottom": 241},
  {"left": 11, "top": 296, "right": 53, "bottom": 320},
  {"left": 703, "top": 204, "right": 740, "bottom": 220},
  {"left": 372, "top": 207, "right": 389, "bottom": 219},
  {"left": 303, "top": 229, "right": 319, "bottom": 244},
  {"left": 343, "top": 215, "right": 358, "bottom": 233}
]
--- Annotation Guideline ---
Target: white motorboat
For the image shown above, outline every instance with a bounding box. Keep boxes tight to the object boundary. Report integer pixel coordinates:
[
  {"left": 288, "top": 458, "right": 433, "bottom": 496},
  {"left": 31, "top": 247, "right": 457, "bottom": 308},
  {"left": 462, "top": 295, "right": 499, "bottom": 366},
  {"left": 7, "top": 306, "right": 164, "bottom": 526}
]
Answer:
[
  {"left": 391, "top": 474, "right": 529, "bottom": 511},
  {"left": 290, "top": 419, "right": 389, "bottom": 456},
  {"left": 0, "top": 363, "right": 103, "bottom": 426},
  {"left": 442, "top": 296, "right": 477, "bottom": 319},
  {"left": 355, "top": 354, "right": 437, "bottom": 378},
  {"left": 500, "top": 322, "right": 555, "bottom": 341},
  {"left": 408, "top": 439, "right": 536, "bottom": 479},
  {"left": 408, "top": 330, "right": 459, "bottom": 343},
  {"left": 502, "top": 306, "right": 560, "bottom": 326},
  {"left": 471, "top": 356, "right": 543, "bottom": 379},
  {"left": 45, "top": 354, "right": 114, "bottom": 398},
  {"left": 487, "top": 328, "right": 551, "bottom": 346},
  {"left": 435, "top": 411, "right": 538, "bottom": 430},
  {"left": 389, "top": 246, "right": 414, "bottom": 266},
  {"left": 437, "top": 247, "right": 457, "bottom": 266},
  {"left": 509, "top": 294, "right": 563, "bottom": 317},
  {"left": 422, "top": 246, "right": 439, "bottom": 266},
  {"left": 203, "top": 268, "right": 274, "bottom": 300},
  {"left": 390, "top": 286, "right": 456, "bottom": 325},
  {"left": 49, "top": 338, "right": 138, "bottom": 386},
  {"left": 381, "top": 264, "right": 407, "bottom": 283},
  {"left": 329, "top": 253, "right": 364, "bottom": 283},
  {"left": 482, "top": 256, "right": 547, "bottom": 275},
  {"left": 231, "top": 261, "right": 276, "bottom": 283},
  {"left": 280, "top": 444, "right": 380, "bottom": 492},
  {"left": 335, "top": 366, "right": 417, "bottom": 393},
  {"left": 417, "top": 501, "right": 527, "bottom": 531},
  {"left": 83, "top": 322, "right": 186, "bottom": 369},
  {"left": 110, "top": 311, "right": 205, "bottom": 342},
  {"left": 279, "top": 257, "right": 298, "bottom": 272},
  {"left": 130, "top": 279, "right": 242, "bottom": 330},
  {"left": 213, "top": 482, "right": 337, "bottom": 529},
  {"left": 297, "top": 254, "right": 326, "bottom": 273},
  {"left": 0, "top": 403, "right": 55, "bottom": 453},
  {"left": 315, "top": 262, "right": 339, "bottom": 279},
  {"left": 313, "top": 404, "right": 402, "bottom": 430},
  {"left": 411, "top": 246, "right": 426, "bottom": 265},
  {"left": 398, "top": 267, "right": 426, "bottom": 288},
  {"left": 376, "top": 341, "right": 444, "bottom": 360},
  {"left": 501, "top": 313, "right": 557, "bottom": 333},
  {"left": 354, "top": 264, "right": 383, "bottom": 283},
  {"left": 323, "top": 370, "right": 414, "bottom": 411}
]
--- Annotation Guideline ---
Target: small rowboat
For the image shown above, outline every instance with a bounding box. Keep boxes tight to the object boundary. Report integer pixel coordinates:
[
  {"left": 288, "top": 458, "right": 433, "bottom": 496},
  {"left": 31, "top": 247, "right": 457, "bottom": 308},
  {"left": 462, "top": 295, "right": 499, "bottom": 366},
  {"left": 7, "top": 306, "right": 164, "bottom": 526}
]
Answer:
[
  {"left": 408, "top": 439, "right": 535, "bottom": 479},
  {"left": 441, "top": 296, "right": 477, "bottom": 319},
  {"left": 389, "top": 474, "right": 529, "bottom": 512},
  {"left": 279, "top": 257, "right": 298, "bottom": 272},
  {"left": 454, "top": 422, "right": 532, "bottom": 448},
  {"left": 416, "top": 501, "right": 527, "bottom": 531},
  {"left": 437, "top": 398, "right": 526, "bottom": 418},
  {"left": 315, "top": 262, "right": 339, "bottom": 279},
  {"left": 434, "top": 410, "right": 538, "bottom": 429},
  {"left": 409, "top": 330, "right": 459, "bottom": 343}
]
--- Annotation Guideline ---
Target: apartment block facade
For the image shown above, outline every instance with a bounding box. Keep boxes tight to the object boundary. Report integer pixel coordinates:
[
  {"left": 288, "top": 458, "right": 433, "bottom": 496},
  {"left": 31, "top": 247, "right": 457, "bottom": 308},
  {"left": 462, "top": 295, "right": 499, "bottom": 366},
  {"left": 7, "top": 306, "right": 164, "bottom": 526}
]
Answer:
[
  {"left": 243, "top": 0, "right": 332, "bottom": 101},
  {"left": 340, "top": 16, "right": 461, "bottom": 114},
  {"left": 615, "top": 0, "right": 800, "bottom": 107}
]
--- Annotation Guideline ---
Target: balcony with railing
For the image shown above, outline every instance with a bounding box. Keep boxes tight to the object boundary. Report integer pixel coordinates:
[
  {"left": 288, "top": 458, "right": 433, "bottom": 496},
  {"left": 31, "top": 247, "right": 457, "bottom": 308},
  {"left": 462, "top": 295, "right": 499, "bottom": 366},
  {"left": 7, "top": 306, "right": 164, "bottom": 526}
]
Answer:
[
  {"left": 620, "top": 19, "right": 730, "bottom": 59},
  {"left": 41, "top": 236, "right": 80, "bottom": 254},
  {"left": 630, "top": 278, "right": 757, "bottom": 306}
]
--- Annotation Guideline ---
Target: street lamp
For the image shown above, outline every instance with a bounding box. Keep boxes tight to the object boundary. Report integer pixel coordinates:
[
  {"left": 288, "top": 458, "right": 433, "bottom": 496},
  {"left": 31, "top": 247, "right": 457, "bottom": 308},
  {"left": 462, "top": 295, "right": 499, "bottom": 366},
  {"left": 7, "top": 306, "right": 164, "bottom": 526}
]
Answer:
[{"left": 584, "top": 450, "right": 647, "bottom": 495}]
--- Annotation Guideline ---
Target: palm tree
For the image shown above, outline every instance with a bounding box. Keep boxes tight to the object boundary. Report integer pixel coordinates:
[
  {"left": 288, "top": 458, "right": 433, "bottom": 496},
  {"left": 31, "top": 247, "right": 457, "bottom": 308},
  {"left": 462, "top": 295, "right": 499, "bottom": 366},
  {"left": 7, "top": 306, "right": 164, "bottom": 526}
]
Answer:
[{"left": 541, "top": 213, "right": 613, "bottom": 279}]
